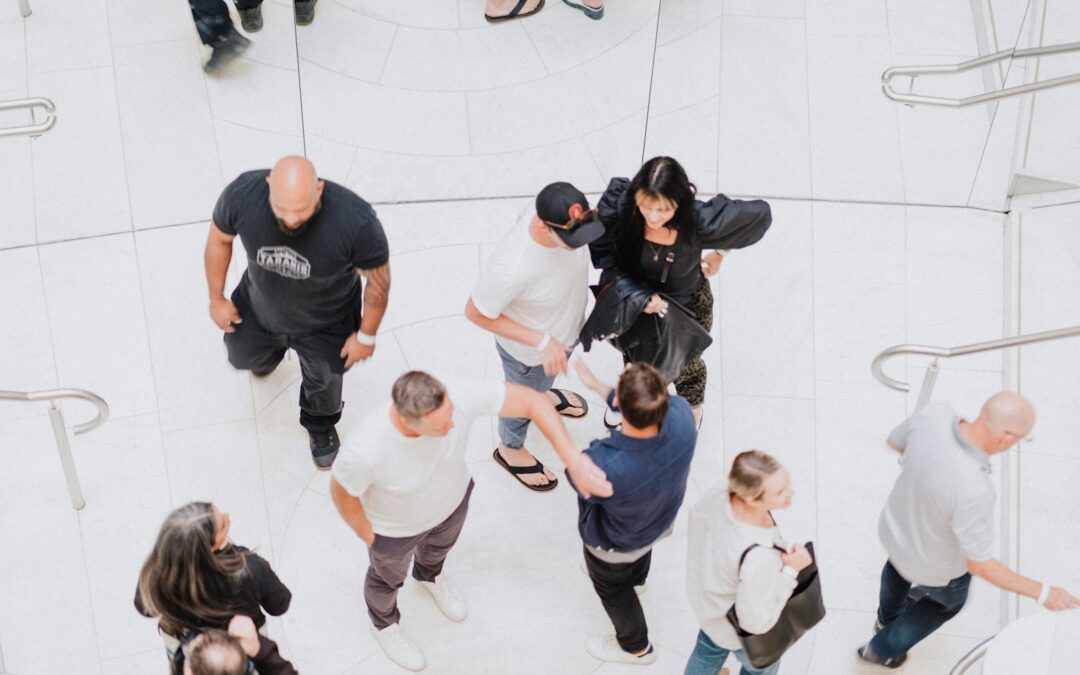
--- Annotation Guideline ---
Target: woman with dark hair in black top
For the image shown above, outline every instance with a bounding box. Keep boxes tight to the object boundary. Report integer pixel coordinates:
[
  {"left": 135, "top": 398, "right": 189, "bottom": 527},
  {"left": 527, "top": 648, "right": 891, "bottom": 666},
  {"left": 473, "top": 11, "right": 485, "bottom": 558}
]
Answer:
[
  {"left": 134, "top": 502, "right": 296, "bottom": 674},
  {"left": 590, "top": 157, "right": 772, "bottom": 426}
]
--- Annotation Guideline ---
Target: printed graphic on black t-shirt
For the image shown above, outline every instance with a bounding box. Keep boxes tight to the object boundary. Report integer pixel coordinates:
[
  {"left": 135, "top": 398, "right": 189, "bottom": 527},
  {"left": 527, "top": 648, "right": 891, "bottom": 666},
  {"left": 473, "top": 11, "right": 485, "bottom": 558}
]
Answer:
[
  {"left": 213, "top": 170, "right": 389, "bottom": 335},
  {"left": 257, "top": 246, "right": 311, "bottom": 280}
]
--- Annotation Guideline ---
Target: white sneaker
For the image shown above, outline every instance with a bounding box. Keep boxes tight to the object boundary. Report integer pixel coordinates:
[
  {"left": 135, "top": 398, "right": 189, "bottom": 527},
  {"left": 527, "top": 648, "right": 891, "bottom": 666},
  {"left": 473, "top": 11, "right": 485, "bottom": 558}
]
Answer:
[
  {"left": 586, "top": 635, "right": 656, "bottom": 665},
  {"left": 579, "top": 560, "right": 646, "bottom": 594},
  {"left": 417, "top": 574, "right": 468, "bottom": 622},
  {"left": 370, "top": 623, "right": 426, "bottom": 672}
]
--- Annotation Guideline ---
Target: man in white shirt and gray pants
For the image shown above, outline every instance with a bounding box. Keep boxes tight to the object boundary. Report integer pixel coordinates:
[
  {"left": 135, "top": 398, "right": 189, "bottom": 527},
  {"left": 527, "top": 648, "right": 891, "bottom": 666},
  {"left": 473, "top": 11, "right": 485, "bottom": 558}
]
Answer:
[{"left": 859, "top": 392, "right": 1079, "bottom": 668}]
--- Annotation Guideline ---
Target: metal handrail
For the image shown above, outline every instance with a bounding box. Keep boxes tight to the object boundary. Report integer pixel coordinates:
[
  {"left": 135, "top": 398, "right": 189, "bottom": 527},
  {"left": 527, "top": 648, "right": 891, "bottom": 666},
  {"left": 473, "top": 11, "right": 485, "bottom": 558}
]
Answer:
[
  {"left": 882, "top": 41, "right": 1080, "bottom": 107},
  {"left": 872, "top": 325, "right": 1080, "bottom": 401},
  {"left": 0, "top": 388, "right": 110, "bottom": 510},
  {"left": 0, "top": 96, "right": 56, "bottom": 139},
  {"left": 949, "top": 635, "right": 995, "bottom": 674},
  {"left": 17, "top": 0, "right": 31, "bottom": 18}
]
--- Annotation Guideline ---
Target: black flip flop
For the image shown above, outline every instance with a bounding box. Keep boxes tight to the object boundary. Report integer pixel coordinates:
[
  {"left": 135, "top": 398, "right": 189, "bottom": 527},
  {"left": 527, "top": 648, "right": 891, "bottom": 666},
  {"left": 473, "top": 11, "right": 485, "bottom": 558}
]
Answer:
[
  {"left": 493, "top": 448, "right": 558, "bottom": 492},
  {"left": 485, "top": 0, "right": 545, "bottom": 23},
  {"left": 548, "top": 388, "right": 588, "bottom": 418}
]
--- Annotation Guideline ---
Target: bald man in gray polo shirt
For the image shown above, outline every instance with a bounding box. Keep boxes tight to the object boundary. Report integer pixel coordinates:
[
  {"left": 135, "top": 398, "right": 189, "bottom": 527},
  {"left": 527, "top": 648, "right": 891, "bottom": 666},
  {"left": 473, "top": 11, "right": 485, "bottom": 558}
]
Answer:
[{"left": 858, "top": 392, "right": 1079, "bottom": 668}]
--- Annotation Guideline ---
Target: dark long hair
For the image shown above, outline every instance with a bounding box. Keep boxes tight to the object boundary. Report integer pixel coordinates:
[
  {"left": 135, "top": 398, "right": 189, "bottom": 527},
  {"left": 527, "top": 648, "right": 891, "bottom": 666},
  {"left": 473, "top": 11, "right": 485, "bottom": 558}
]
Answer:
[
  {"left": 615, "top": 156, "right": 698, "bottom": 275},
  {"left": 137, "top": 502, "right": 249, "bottom": 637}
]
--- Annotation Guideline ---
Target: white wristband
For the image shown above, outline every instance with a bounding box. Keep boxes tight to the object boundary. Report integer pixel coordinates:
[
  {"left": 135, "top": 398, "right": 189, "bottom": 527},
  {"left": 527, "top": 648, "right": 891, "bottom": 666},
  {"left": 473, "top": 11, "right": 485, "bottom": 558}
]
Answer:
[
  {"left": 536, "top": 333, "right": 551, "bottom": 351},
  {"left": 1037, "top": 583, "right": 1050, "bottom": 606},
  {"left": 354, "top": 331, "right": 376, "bottom": 346}
]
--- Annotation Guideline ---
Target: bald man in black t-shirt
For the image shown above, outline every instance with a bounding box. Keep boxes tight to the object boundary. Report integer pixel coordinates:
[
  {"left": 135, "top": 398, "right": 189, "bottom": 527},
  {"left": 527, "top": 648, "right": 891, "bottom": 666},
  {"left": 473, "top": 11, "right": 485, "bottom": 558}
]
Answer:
[{"left": 204, "top": 156, "right": 390, "bottom": 469}]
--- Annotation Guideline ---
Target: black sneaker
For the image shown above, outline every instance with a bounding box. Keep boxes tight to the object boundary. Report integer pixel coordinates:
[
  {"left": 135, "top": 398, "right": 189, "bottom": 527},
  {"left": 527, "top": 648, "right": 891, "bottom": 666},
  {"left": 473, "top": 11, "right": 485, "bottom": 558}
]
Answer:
[
  {"left": 603, "top": 408, "right": 621, "bottom": 431},
  {"left": 308, "top": 426, "right": 339, "bottom": 470},
  {"left": 204, "top": 28, "right": 251, "bottom": 74},
  {"left": 239, "top": 6, "right": 263, "bottom": 32},
  {"left": 295, "top": 0, "right": 317, "bottom": 25},
  {"left": 857, "top": 644, "right": 906, "bottom": 669}
]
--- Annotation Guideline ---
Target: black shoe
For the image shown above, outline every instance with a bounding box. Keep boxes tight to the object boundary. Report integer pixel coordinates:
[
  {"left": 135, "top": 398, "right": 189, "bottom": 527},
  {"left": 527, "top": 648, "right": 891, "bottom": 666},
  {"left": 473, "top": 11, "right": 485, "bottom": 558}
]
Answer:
[
  {"left": 308, "top": 426, "right": 339, "bottom": 470},
  {"left": 295, "top": 0, "right": 317, "bottom": 25},
  {"left": 239, "top": 6, "right": 263, "bottom": 32},
  {"left": 204, "top": 28, "right": 251, "bottom": 74},
  {"left": 857, "top": 644, "right": 906, "bottom": 669}
]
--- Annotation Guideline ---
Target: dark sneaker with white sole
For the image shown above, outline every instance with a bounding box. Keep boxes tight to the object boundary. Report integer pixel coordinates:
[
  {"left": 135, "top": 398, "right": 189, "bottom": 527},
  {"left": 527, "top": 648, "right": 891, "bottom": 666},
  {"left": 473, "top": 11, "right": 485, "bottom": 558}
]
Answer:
[
  {"left": 857, "top": 644, "right": 906, "bottom": 669},
  {"left": 204, "top": 28, "right": 251, "bottom": 74},
  {"left": 295, "top": 0, "right": 317, "bottom": 25},
  {"left": 308, "top": 426, "right": 339, "bottom": 470},
  {"left": 239, "top": 6, "right": 263, "bottom": 32}
]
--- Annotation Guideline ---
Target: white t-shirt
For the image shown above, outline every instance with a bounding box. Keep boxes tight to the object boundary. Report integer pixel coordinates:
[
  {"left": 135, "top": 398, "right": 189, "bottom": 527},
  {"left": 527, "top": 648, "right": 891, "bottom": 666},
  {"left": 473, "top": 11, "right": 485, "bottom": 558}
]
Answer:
[
  {"left": 332, "top": 379, "right": 506, "bottom": 538},
  {"left": 469, "top": 210, "right": 590, "bottom": 367}
]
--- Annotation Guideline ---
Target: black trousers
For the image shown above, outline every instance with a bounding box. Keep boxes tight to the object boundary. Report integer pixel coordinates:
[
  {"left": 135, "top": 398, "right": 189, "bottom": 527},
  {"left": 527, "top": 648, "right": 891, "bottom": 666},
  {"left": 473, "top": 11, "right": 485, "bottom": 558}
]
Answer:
[
  {"left": 188, "top": 0, "right": 295, "bottom": 45},
  {"left": 583, "top": 547, "right": 652, "bottom": 653},
  {"left": 223, "top": 283, "right": 356, "bottom": 434}
]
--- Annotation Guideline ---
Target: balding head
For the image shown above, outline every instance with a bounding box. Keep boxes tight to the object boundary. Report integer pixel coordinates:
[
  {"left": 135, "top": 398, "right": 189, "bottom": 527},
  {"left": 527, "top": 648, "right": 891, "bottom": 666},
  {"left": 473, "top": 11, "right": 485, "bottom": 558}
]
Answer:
[
  {"left": 975, "top": 391, "right": 1035, "bottom": 453},
  {"left": 185, "top": 630, "right": 246, "bottom": 675},
  {"left": 266, "top": 156, "right": 323, "bottom": 234}
]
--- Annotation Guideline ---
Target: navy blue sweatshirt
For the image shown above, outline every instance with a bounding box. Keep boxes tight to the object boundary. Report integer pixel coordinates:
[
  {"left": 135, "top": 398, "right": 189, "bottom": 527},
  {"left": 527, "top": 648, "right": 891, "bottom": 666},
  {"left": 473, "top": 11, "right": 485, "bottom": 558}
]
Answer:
[{"left": 571, "top": 394, "right": 697, "bottom": 552}]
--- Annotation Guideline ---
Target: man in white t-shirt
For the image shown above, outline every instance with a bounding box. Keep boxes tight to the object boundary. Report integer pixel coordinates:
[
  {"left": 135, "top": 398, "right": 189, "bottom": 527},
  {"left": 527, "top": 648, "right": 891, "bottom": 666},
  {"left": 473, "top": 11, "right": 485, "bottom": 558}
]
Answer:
[
  {"left": 465, "top": 182, "right": 604, "bottom": 491},
  {"left": 329, "top": 370, "right": 612, "bottom": 672}
]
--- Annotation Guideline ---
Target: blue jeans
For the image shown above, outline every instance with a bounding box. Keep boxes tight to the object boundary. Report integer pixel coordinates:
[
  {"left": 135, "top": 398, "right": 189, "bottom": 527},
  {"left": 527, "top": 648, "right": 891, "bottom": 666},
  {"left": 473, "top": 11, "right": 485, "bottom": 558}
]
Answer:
[
  {"left": 684, "top": 630, "right": 780, "bottom": 675},
  {"left": 495, "top": 342, "right": 556, "bottom": 449},
  {"left": 869, "top": 560, "right": 971, "bottom": 659}
]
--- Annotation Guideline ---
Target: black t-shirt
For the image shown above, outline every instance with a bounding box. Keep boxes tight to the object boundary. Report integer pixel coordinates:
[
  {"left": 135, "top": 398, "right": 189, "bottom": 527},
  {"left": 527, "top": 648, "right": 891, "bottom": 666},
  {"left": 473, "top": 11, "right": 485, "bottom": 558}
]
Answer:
[
  {"left": 213, "top": 170, "right": 390, "bottom": 335},
  {"left": 636, "top": 233, "right": 706, "bottom": 301}
]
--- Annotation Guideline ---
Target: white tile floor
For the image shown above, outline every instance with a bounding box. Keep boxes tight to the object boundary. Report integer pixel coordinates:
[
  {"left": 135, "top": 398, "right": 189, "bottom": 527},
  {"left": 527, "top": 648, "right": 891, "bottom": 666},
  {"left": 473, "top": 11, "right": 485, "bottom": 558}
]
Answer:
[{"left": 2, "top": 1, "right": 1079, "bottom": 674}]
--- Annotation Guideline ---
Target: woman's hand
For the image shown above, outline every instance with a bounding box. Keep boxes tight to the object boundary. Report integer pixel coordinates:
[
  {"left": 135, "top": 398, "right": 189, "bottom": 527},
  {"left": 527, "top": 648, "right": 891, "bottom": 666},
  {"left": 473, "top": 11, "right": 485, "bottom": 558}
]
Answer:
[
  {"left": 780, "top": 543, "right": 813, "bottom": 572},
  {"left": 700, "top": 251, "right": 724, "bottom": 276},
  {"left": 643, "top": 293, "right": 668, "bottom": 317}
]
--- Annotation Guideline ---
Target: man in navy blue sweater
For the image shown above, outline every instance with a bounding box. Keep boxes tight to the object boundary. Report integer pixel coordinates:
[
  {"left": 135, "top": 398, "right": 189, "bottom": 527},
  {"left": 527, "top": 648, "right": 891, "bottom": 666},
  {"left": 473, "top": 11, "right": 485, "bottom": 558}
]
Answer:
[{"left": 569, "top": 359, "right": 698, "bottom": 666}]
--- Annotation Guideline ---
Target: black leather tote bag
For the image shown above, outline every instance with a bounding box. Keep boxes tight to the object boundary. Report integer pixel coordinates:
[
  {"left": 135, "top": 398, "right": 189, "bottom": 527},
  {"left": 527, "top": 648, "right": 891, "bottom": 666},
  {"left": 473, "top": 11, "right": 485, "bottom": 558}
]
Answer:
[{"left": 726, "top": 541, "right": 826, "bottom": 668}]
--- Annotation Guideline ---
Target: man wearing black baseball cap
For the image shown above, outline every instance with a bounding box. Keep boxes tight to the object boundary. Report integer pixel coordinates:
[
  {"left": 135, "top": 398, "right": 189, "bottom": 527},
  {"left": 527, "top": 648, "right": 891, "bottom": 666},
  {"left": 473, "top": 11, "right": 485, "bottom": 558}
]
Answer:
[{"left": 465, "top": 182, "right": 605, "bottom": 491}]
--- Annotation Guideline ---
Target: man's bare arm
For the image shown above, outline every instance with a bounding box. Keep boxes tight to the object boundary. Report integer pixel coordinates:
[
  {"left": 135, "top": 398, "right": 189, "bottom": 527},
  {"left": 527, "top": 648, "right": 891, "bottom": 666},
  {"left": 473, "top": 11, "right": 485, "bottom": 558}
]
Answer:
[
  {"left": 330, "top": 476, "right": 375, "bottom": 546},
  {"left": 358, "top": 263, "right": 391, "bottom": 337},
  {"left": 205, "top": 223, "right": 241, "bottom": 332},
  {"left": 498, "top": 383, "right": 613, "bottom": 498}
]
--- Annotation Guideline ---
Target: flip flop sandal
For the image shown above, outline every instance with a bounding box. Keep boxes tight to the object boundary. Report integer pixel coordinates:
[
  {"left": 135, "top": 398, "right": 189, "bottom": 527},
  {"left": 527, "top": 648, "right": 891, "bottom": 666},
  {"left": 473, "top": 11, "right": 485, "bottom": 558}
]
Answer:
[
  {"left": 485, "top": 0, "right": 545, "bottom": 23},
  {"left": 492, "top": 448, "right": 558, "bottom": 492},
  {"left": 548, "top": 388, "right": 588, "bottom": 418},
  {"left": 561, "top": 0, "right": 603, "bottom": 19}
]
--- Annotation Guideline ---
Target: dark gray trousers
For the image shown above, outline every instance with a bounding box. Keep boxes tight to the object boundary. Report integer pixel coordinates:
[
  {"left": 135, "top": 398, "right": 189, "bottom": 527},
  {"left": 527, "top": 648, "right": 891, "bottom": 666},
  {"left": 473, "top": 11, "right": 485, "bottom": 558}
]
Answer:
[
  {"left": 364, "top": 480, "right": 475, "bottom": 629},
  {"left": 223, "top": 282, "right": 355, "bottom": 434}
]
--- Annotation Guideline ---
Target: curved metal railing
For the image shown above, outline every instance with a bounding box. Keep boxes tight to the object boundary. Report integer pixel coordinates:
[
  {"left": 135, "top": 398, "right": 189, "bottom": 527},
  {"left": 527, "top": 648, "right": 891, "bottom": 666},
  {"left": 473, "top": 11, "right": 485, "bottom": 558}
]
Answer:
[
  {"left": 882, "top": 41, "right": 1080, "bottom": 107},
  {"left": 949, "top": 635, "right": 995, "bottom": 674},
  {"left": 871, "top": 325, "right": 1080, "bottom": 408},
  {"left": 0, "top": 97, "right": 56, "bottom": 139},
  {"left": 0, "top": 388, "right": 110, "bottom": 509}
]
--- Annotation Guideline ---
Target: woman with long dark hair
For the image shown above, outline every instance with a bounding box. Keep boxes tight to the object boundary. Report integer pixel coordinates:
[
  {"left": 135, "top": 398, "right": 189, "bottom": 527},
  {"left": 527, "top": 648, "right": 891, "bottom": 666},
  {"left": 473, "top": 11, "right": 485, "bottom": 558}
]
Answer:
[
  {"left": 135, "top": 502, "right": 294, "bottom": 673},
  {"left": 589, "top": 157, "right": 772, "bottom": 426}
]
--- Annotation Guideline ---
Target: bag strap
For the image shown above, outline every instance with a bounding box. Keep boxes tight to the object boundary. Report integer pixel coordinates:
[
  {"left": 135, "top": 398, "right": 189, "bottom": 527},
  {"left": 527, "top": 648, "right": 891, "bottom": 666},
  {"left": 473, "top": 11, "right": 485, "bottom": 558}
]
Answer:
[{"left": 735, "top": 512, "right": 785, "bottom": 575}]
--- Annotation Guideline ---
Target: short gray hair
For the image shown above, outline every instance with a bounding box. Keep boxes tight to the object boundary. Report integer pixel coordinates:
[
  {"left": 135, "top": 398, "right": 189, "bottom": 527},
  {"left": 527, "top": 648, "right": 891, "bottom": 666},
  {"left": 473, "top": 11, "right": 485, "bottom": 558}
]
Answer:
[{"left": 391, "top": 371, "right": 447, "bottom": 422}]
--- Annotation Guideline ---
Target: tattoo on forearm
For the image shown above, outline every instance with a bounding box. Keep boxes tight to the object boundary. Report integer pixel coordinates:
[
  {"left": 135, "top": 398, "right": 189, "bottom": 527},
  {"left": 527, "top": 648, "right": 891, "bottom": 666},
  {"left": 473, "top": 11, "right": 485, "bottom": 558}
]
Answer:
[{"left": 361, "top": 264, "right": 391, "bottom": 309}]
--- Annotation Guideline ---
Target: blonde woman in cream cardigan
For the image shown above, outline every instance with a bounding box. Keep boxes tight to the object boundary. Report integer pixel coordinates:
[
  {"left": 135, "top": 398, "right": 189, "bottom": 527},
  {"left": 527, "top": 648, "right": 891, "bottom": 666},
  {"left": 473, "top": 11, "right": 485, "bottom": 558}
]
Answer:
[{"left": 685, "top": 451, "right": 812, "bottom": 675}]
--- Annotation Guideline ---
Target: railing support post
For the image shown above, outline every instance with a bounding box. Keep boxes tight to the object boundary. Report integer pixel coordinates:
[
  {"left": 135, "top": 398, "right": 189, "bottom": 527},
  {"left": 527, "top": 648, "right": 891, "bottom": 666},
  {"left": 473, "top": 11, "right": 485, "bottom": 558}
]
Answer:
[
  {"left": 915, "top": 358, "right": 940, "bottom": 410},
  {"left": 47, "top": 402, "right": 86, "bottom": 510},
  {"left": 17, "top": 0, "right": 31, "bottom": 18}
]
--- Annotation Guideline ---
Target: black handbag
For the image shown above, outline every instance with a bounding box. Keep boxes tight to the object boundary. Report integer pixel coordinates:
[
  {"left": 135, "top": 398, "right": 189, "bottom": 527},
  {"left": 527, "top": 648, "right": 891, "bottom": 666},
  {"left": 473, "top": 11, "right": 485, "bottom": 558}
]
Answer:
[
  {"left": 615, "top": 294, "right": 712, "bottom": 383},
  {"left": 726, "top": 541, "right": 826, "bottom": 668}
]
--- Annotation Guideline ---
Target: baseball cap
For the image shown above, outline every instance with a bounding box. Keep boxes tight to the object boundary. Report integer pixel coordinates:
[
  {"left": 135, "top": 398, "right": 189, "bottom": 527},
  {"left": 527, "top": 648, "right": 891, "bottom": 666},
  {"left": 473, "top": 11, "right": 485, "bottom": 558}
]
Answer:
[{"left": 535, "top": 182, "right": 605, "bottom": 249}]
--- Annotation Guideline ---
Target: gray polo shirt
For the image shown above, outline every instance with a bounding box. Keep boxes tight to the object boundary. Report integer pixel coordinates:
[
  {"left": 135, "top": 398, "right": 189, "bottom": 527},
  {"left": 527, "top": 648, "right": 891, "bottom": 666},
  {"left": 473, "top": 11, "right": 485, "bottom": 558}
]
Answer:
[{"left": 878, "top": 402, "right": 996, "bottom": 587}]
